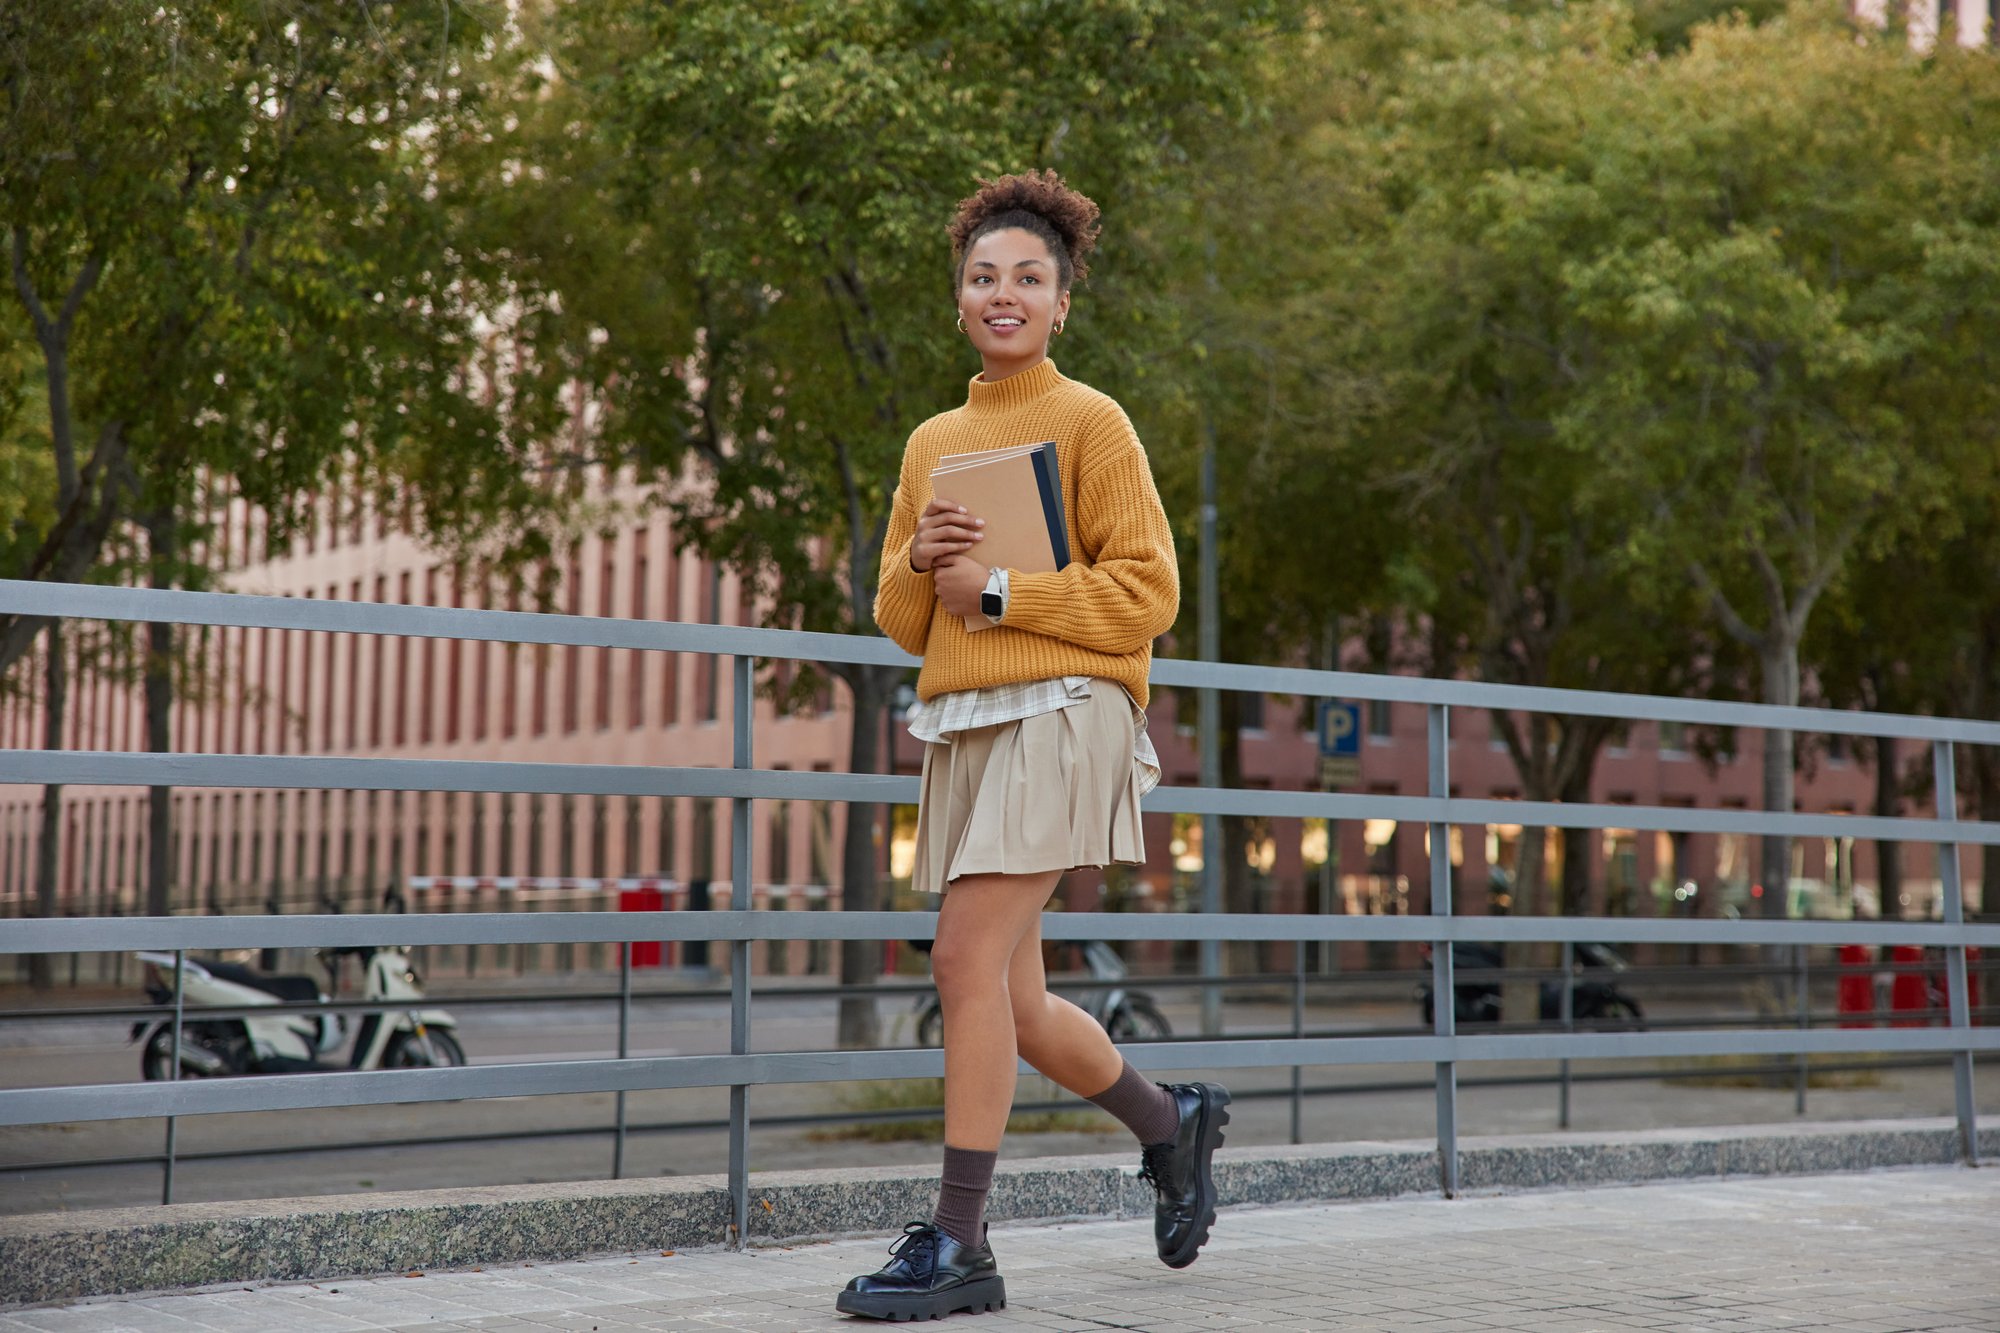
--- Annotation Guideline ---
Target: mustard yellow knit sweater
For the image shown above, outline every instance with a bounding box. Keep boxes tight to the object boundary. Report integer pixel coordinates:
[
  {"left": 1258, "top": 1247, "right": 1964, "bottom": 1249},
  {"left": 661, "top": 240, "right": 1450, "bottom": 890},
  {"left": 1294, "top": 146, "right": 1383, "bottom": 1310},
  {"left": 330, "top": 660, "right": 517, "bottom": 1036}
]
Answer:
[{"left": 873, "top": 359, "right": 1179, "bottom": 707}]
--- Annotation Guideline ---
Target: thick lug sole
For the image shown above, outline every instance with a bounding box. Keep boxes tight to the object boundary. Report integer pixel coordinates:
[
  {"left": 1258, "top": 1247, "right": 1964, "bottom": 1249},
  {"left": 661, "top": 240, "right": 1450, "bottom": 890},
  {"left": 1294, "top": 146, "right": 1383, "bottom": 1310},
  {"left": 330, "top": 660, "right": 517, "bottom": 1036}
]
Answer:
[
  {"left": 835, "top": 1274, "right": 1006, "bottom": 1321},
  {"left": 1161, "top": 1083, "right": 1231, "bottom": 1270}
]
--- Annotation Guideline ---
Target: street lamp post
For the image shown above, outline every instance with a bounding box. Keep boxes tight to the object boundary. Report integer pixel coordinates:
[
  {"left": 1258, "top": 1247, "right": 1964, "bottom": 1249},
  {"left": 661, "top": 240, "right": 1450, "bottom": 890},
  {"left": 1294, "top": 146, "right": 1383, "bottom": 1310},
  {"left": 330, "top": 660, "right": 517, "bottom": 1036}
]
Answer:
[{"left": 1198, "top": 417, "right": 1223, "bottom": 1037}]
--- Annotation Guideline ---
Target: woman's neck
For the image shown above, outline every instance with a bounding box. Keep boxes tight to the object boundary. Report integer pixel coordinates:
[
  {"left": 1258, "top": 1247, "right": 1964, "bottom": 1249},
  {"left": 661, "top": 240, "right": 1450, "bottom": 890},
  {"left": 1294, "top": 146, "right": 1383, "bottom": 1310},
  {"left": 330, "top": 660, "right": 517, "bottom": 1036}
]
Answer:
[{"left": 976, "top": 348, "right": 1050, "bottom": 384}]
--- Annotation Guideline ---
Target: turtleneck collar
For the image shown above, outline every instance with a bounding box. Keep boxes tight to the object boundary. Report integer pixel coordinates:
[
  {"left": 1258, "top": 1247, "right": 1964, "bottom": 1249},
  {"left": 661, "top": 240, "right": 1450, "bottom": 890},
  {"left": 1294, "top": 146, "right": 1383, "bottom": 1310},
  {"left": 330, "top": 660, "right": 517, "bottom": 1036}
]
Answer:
[{"left": 963, "top": 358, "right": 1064, "bottom": 416}]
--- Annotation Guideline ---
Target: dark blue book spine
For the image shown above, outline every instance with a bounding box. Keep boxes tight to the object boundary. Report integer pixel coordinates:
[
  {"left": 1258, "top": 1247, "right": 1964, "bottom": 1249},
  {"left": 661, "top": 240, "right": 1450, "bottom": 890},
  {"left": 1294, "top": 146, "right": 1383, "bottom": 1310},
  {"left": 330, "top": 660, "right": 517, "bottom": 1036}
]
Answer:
[{"left": 1031, "top": 442, "right": 1071, "bottom": 568}]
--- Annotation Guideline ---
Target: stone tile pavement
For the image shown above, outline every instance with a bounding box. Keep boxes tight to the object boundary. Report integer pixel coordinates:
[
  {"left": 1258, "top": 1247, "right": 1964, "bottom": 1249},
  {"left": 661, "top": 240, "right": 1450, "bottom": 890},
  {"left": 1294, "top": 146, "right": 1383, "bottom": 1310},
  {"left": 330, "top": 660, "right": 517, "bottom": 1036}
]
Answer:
[{"left": 5, "top": 1167, "right": 1996, "bottom": 1332}]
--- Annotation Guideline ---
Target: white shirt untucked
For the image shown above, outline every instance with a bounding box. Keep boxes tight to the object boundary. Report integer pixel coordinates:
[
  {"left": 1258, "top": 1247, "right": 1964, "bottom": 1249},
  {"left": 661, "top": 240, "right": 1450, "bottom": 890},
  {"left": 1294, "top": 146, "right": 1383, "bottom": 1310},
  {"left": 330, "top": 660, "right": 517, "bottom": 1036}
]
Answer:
[{"left": 905, "top": 675, "right": 1162, "bottom": 796}]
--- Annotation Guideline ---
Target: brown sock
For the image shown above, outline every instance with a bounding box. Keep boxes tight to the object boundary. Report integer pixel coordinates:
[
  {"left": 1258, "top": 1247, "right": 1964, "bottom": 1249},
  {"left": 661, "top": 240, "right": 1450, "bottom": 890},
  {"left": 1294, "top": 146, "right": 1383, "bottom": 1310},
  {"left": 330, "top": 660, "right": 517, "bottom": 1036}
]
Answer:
[
  {"left": 1086, "top": 1060, "right": 1181, "bottom": 1146},
  {"left": 933, "top": 1144, "right": 998, "bottom": 1248}
]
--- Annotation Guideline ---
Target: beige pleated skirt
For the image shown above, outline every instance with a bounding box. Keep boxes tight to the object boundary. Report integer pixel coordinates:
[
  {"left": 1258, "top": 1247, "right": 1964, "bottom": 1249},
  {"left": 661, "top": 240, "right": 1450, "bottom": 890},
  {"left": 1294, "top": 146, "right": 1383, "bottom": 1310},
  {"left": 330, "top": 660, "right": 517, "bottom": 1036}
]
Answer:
[{"left": 911, "top": 683, "right": 1148, "bottom": 894}]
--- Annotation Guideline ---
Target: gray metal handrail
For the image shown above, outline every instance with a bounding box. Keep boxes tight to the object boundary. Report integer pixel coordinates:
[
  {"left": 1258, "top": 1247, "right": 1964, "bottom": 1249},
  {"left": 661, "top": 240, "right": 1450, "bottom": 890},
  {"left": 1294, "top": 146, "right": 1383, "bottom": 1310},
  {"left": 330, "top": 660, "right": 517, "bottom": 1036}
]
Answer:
[{"left": 0, "top": 579, "right": 1989, "bottom": 1235}]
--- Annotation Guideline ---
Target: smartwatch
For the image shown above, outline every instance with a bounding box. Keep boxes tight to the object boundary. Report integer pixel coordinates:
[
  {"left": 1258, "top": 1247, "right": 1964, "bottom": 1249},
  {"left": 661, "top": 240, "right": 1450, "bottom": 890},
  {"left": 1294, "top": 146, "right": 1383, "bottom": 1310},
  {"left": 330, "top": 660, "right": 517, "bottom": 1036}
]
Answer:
[{"left": 980, "top": 568, "right": 1005, "bottom": 623}]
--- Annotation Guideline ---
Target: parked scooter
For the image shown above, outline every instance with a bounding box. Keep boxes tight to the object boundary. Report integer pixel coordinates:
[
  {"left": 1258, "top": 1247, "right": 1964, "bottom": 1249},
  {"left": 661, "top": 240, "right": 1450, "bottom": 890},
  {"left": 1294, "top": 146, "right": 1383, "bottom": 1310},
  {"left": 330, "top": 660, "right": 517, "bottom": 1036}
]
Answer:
[
  {"left": 1416, "top": 941, "right": 1644, "bottom": 1027},
  {"left": 131, "top": 945, "right": 464, "bottom": 1078},
  {"left": 1537, "top": 941, "right": 1645, "bottom": 1026}
]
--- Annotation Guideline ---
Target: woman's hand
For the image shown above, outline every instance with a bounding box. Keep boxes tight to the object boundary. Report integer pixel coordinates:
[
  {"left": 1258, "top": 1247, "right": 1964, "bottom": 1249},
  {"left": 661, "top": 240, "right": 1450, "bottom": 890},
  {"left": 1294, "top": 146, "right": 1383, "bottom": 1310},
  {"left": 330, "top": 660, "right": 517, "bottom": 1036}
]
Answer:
[
  {"left": 910, "top": 497, "right": 985, "bottom": 573},
  {"left": 933, "top": 556, "right": 990, "bottom": 619}
]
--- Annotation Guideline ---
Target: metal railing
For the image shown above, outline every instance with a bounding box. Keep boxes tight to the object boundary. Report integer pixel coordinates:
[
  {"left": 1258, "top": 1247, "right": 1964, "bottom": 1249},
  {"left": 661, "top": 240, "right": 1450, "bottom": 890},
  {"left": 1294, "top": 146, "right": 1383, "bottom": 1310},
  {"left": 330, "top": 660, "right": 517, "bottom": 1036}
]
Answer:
[{"left": 2, "top": 579, "right": 1996, "bottom": 1241}]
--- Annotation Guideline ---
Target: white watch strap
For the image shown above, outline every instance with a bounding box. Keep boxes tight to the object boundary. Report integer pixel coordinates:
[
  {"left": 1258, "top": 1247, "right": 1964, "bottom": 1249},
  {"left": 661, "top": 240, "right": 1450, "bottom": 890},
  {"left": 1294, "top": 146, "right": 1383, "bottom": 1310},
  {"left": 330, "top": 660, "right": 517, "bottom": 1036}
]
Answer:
[{"left": 983, "top": 567, "right": 1008, "bottom": 626}]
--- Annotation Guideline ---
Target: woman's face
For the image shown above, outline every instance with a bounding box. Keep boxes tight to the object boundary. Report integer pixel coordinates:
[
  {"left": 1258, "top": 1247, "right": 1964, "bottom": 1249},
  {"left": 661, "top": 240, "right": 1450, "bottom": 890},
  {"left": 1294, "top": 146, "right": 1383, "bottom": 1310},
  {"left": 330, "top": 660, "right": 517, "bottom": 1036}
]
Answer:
[{"left": 956, "top": 227, "right": 1070, "bottom": 375}]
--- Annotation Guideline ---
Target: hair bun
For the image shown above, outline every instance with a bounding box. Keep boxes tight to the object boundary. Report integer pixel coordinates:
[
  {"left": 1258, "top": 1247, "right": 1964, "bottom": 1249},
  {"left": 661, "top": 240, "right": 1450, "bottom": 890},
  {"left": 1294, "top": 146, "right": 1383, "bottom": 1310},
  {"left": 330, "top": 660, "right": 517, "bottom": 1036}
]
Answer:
[{"left": 949, "top": 169, "right": 1102, "bottom": 286}]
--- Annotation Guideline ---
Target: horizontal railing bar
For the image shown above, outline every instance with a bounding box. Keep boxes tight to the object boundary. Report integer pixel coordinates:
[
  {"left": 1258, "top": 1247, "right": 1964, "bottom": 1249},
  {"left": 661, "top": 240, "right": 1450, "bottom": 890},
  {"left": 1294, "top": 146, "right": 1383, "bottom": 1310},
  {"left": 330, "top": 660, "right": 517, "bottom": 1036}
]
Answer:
[
  {"left": 1147, "top": 659, "right": 2000, "bottom": 745},
  {"left": 2, "top": 1027, "right": 1993, "bottom": 1127},
  {"left": 0, "top": 751, "right": 918, "bottom": 804},
  {"left": 4, "top": 750, "right": 1996, "bottom": 850},
  {"left": 0, "top": 580, "right": 916, "bottom": 669},
  {"left": 7, "top": 1054, "right": 1969, "bottom": 1178},
  {"left": 3, "top": 911, "right": 1995, "bottom": 955},
  {"left": 5, "top": 911, "right": 1997, "bottom": 953},
  {"left": 12, "top": 951, "right": 1994, "bottom": 1023},
  {"left": 1155, "top": 787, "right": 2000, "bottom": 845},
  {"left": 7, "top": 580, "right": 1999, "bottom": 744}
]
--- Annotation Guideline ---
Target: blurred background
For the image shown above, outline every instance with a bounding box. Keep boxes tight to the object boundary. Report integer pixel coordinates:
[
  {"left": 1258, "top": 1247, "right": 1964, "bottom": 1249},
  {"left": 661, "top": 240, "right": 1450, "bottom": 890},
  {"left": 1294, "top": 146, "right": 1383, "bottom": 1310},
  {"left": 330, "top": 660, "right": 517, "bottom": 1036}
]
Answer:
[{"left": 3, "top": 0, "right": 1996, "bottom": 1212}]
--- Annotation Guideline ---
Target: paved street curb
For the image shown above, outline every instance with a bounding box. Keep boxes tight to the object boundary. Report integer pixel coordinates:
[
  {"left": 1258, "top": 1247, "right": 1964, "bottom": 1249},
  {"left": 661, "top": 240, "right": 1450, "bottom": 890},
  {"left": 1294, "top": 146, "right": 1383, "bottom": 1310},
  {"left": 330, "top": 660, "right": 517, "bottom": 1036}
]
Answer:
[{"left": 2, "top": 1117, "right": 1992, "bottom": 1307}]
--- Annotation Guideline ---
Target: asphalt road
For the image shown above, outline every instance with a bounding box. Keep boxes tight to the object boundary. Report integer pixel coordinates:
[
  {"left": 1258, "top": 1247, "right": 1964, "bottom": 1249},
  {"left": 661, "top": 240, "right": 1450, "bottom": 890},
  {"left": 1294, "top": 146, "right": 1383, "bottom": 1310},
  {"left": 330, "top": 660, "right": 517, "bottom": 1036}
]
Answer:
[{"left": 3, "top": 982, "right": 1992, "bottom": 1216}]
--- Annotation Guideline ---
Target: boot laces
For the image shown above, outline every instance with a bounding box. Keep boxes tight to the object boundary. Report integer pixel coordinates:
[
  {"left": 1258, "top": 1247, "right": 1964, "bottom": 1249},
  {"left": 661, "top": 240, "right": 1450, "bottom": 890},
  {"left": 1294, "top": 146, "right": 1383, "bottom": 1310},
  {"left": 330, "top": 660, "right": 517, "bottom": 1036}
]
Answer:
[
  {"left": 889, "top": 1221, "right": 941, "bottom": 1266},
  {"left": 1137, "top": 1140, "right": 1175, "bottom": 1194}
]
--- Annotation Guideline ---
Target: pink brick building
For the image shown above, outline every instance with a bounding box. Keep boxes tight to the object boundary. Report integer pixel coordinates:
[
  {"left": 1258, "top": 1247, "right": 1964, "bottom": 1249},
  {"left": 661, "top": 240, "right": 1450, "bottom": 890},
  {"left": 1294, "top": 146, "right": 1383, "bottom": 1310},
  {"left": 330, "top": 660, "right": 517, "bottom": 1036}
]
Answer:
[{"left": 0, "top": 481, "right": 1972, "bottom": 978}]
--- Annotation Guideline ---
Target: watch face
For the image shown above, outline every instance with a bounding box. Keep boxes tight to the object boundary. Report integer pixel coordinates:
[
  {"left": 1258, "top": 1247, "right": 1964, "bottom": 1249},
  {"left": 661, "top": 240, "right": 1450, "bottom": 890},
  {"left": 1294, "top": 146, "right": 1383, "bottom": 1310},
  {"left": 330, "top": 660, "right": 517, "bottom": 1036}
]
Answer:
[{"left": 981, "top": 591, "right": 1003, "bottom": 618}]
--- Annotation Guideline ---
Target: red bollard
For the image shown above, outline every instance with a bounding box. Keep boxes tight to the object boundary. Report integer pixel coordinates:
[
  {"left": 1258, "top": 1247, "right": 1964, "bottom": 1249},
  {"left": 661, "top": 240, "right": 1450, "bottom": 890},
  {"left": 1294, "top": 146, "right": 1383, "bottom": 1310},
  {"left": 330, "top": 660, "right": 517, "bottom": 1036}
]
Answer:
[
  {"left": 1837, "top": 943, "right": 1876, "bottom": 1028},
  {"left": 619, "top": 882, "right": 667, "bottom": 969},
  {"left": 1889, "top": 943, "right": 1930, "bottom": 1026},
  {"left": 1969, "top": 946, "right": 1984, "bottom": 1026}
]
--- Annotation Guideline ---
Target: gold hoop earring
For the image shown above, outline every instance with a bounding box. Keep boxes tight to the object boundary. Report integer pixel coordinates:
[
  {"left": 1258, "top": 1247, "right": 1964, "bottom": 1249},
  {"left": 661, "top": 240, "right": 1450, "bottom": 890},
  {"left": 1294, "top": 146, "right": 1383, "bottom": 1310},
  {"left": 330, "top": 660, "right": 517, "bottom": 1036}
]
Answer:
[
  {"left": 955, "top": 314, "right": 967, "bottom": 334},
  {"left": 1054, "top": 319, "right": 1066, "bottom": 336}
]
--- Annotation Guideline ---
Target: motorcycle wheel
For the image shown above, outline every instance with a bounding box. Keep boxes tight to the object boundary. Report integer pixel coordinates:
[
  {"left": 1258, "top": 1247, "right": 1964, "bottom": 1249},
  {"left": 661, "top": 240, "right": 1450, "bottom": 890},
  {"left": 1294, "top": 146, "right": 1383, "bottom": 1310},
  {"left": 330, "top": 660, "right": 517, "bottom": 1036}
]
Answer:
[
  {"left": 140, "top": 1023, "right": 244, "bottom": 1080},
  {"left": 1106, "top": 995, "right": 1172, "bottom": 1041},
  {"left": 915, "top": 1002, "right": 944, "bottom": 1048},
  {"left": 383, "top": 1029, "right": 468, "bottom": 1069},
  {"left": 1608, "top": 995, "right": 1646, "bottom": 1030}
]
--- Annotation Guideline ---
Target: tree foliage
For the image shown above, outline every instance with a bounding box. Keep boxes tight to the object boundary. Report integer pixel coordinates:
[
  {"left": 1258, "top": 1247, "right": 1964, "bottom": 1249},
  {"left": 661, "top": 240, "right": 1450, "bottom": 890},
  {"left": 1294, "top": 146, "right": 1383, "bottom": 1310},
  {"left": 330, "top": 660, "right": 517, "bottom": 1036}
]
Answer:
[
  {"left": 517, "top": 0, "right": 1288, "bottom": 1039},
  {"left": 0, "top": 0, "right": 550, "bottom": 668}
]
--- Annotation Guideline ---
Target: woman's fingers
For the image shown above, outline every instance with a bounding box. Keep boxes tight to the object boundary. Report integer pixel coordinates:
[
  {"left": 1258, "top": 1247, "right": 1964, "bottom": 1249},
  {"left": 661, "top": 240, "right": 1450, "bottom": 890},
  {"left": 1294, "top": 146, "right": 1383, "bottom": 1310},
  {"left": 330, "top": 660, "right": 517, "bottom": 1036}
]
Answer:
[
  {"left": 925, "top": 522, "right": 983, "bottom": 546},
  {"left": 912, "top": 498, "right": 982, "bottom": 572},
  {"left": 922, "top": 499, "right": 984, "bottom": 532}
]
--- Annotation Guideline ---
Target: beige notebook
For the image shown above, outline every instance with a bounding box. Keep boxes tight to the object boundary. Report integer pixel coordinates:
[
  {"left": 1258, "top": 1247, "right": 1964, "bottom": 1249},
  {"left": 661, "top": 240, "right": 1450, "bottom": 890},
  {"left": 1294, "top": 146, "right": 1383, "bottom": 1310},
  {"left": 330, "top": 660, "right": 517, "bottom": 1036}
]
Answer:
[{"left": 928, "top": 441, "right": 1069, "bottom": 633}]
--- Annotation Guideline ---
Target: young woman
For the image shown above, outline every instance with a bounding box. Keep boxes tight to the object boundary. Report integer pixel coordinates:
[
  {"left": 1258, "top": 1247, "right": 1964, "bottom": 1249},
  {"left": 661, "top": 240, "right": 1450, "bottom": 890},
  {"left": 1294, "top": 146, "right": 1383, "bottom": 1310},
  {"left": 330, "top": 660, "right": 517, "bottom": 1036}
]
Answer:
[{"left": 839, "top": 171, "right": 1230, "bottom": 1322}]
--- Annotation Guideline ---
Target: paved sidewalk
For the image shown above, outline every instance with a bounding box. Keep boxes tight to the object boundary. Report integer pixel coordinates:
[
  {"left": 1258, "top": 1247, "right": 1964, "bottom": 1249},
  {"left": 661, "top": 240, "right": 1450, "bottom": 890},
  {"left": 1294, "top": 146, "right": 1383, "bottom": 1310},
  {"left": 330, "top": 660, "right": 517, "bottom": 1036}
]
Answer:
[{"left": 6, "top": 1168, "right": 1997, "bottom": 1332}]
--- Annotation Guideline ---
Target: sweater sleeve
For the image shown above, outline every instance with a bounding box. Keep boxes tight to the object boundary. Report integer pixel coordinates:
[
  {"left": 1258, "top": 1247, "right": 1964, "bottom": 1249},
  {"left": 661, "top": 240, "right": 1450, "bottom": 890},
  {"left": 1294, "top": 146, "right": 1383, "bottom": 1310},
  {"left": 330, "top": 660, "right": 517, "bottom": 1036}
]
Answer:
[
  {"left": 1001, "top": 404, "right": 1180, "bottom": 655},
  {"left": 872, "top": 439, "right": 935, "bottom": 657}
]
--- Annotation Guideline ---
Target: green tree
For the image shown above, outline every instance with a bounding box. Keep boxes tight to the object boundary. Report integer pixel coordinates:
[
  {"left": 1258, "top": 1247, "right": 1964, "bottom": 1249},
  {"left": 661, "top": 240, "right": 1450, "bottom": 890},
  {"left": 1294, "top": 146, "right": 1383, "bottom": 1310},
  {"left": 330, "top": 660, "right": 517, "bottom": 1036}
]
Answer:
[
  {"left": 524, "top": 0, "right": 1284, "bottom": 1045},
  {"left": 1153, "top": 3, "right": 1709, "bottom": 931},
  {"left": 3, "top": 2, "right": 563, "bottom": 915},
  {"left": 1810, "top": 209, "right": 2000, "bottom": 912},
  {"left": 1557, "top": 10, "right": 1998, "bottom": 916},
  {"left": 1137, "top": 18, "right": 1398, "bottom": 963}
]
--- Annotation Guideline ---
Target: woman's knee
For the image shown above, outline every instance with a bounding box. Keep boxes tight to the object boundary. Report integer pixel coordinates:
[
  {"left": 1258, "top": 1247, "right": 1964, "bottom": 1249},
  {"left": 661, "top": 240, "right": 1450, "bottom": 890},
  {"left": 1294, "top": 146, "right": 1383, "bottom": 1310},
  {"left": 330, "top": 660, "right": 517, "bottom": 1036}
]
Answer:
[{"left": 930, "top": 931, "right": 1003, "bottom": 1004}]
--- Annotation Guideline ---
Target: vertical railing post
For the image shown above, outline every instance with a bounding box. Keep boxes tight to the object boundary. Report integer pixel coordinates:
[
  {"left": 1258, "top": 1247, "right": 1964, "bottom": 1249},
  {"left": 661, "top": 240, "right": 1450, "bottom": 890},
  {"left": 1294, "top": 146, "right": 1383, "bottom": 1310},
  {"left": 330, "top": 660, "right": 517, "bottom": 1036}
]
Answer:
[
  {"left": 1426, "top": 703, "right": 1458, "bottom": 1197},
  {"left": 612, "top": 939, "right": 631, "bottom": 1180},
  {"left": 727, "top": 653, "right": 755, "bottom": 1246},
  {"left": 162, "top": 947, "right": 184, "bottom": 1205},
  {"left": 1290, "top": 940, "right": 1304, "bottom": 1146},
  {"left": 1931, "top": 739, "right": 1978, "bottom": 1163},
  {"left": 1558, "top": 939, "right": 1573, "bottom": 1130},
  {"left": 1794, "top": 944, "right": 1810, "bottom": 1116}
]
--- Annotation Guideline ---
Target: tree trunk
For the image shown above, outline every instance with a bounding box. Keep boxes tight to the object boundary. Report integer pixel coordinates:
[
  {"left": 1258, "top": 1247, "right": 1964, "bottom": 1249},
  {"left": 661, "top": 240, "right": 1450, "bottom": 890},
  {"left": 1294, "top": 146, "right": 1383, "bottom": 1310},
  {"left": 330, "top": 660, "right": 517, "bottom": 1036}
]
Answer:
[
  {"left": 27, "top": 625, "right": 66, "bottom": 989},
  {"left": 1872, "top": 734, "right": 1901, "bottom": 919},
  {"left": 1757, "top": 637, "right": 1801, "bottom": 919},
  {"left": 1513, "top": 823, "right": 1548, "bottom": 921},
  {"left": 1559, "top": 777, "right": 1595, "bottom": 918},
  {"left": 836, "top": 663, "right": 895, "bottom": 1049},
  {"left": 144, "top": 513, "right": 176, "bottom": 918}
]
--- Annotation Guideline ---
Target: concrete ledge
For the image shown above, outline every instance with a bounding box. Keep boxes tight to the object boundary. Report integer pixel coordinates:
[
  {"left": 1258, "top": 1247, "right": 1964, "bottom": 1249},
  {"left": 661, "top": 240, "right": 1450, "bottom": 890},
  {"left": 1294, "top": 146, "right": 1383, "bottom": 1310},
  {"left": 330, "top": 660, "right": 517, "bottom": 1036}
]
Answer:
[{"left": 3, "top": 1117, "right": 1992, "bottom": 1307}]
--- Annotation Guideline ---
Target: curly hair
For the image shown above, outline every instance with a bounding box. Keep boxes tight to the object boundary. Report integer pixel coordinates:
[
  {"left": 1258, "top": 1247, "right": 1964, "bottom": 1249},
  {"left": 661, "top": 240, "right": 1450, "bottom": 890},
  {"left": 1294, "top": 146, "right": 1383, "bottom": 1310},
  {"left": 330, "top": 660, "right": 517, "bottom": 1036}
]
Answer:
[{"left": 948, "top": 169, "right": 1102, "bottom": 293}]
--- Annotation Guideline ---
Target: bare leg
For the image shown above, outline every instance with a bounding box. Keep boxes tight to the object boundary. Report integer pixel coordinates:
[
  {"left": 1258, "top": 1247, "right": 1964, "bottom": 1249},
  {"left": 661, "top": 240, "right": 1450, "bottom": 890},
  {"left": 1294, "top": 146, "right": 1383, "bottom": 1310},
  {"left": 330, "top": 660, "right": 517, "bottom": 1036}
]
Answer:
[
  {"left": 1006, "top": 913, "right": 1124, "bottom": 1098},
  {"left": 932, "top": 869, "right": 1064, "bottom": 1150}
]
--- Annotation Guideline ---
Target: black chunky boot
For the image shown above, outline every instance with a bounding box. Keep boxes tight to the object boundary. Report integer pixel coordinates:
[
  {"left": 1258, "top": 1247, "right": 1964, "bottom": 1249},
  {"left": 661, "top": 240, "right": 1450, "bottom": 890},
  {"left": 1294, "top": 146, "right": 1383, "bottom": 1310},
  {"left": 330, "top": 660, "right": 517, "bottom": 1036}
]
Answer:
[
  {"left": 836, "top": 1220, "right": 1006, "bottom": 1321},
  {"left": 1138, "top": 1081, "right": 1232, "bottom": 1269}
]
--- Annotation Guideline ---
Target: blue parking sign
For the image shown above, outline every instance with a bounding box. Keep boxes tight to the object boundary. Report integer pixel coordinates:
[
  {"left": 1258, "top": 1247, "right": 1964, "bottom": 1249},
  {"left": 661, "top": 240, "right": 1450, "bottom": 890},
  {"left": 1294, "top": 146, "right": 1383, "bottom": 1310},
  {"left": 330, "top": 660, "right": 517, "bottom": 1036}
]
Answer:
[{"left": 1317, "top": 700, "right": 1361, "bottom": 757}]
